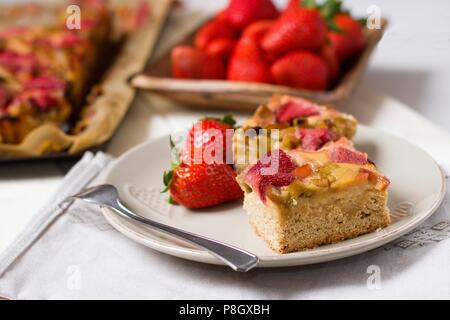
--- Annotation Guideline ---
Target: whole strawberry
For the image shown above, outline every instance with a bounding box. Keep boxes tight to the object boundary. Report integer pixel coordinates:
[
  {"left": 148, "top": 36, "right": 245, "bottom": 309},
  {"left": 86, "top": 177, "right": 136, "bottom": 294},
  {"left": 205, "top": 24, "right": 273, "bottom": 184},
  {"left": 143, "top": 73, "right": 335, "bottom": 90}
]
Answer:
[
  {"left": 164, "top": 162, "right": 243, "bottom": 209},
  {"left": 183, "top": 115, "right": 236, "bottom": 165},
  {"left": 241, "top": 20, "right": 274, "bottom": 42},
  {"left": 227, "top": 22, "right": 274, "bottom": 83},
  {"left": 261, "top": 7, "right": 327, "bottom": 57},
  {"left": 171, "top": 46, "right": 225, "bottom": 79},
  {"left": 328, "top": 13, "right": 366, "bottom": 63},
  {"left": 226, "top": 0, "right": 278, "bottom": 30},
  {"left": 271, "top": 51, "right": 329, "bottom": 90},
  {"left": 205, "top": 38, "right": 236, "bottom": 61},
  {"left": 320, "top": 42, "right": 340, "bottom": 84},
  {"left": 194, "top": 18, "right": 236, "bottom": 50}
]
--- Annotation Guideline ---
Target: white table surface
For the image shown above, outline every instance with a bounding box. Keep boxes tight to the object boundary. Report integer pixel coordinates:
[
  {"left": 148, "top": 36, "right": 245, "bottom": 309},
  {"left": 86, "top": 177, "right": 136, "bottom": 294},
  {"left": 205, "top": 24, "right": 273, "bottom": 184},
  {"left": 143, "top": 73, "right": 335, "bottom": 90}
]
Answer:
[{"left": 1, "top": 0, "right": 450, "bottom": 280}]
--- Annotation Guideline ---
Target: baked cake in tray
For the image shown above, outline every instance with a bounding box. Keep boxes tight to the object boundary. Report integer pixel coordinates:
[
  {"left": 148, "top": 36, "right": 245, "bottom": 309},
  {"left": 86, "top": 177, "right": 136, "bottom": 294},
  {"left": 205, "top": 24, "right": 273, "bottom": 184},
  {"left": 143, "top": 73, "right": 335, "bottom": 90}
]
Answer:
[
  {"left": 237, "top": 137, "right": 390, "bottom": 253},
  {"left": 233, "top": 95, "right": 357, "bottom": 173},
  {"left": 0, "top": 0, "right": 111, "bottom": 144}
]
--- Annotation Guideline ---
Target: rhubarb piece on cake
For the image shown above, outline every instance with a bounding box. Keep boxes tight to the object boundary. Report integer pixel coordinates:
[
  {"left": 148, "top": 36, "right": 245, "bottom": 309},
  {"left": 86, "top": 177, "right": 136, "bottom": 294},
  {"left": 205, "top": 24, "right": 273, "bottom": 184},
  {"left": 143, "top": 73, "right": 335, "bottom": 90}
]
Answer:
[
  {"left": 233, "top": 95, "right": 357, "bottom": 172},
  {"left": 237, "top": 137, "right": 390, "bottom": 253}
]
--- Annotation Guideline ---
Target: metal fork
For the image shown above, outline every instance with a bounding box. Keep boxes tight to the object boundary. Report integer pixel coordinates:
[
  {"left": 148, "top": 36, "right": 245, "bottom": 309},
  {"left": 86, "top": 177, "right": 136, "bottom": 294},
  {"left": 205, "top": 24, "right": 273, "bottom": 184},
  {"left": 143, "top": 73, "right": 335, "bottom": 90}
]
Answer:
[{"left": 65, "top": 184, "right": 259, "bottom": 272}]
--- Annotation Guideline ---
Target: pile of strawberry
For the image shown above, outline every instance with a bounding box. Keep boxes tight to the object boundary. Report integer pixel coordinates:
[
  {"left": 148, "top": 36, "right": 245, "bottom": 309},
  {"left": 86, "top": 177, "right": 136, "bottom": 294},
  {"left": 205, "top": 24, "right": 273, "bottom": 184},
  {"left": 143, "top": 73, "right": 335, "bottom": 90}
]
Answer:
[
  {"left": 162, "top": 116, "right": 243, "bottom": 209},
  {"left": 171, "top": 0, "right": 366, "bottom": 91}
]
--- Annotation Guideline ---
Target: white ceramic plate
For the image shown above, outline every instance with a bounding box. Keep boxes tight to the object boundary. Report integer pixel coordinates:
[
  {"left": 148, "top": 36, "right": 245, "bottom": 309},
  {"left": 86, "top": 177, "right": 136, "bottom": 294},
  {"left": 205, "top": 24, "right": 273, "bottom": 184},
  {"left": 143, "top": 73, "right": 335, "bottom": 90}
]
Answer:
[{"left": 102, "top": 125, "right": 446, "bottom": 267}]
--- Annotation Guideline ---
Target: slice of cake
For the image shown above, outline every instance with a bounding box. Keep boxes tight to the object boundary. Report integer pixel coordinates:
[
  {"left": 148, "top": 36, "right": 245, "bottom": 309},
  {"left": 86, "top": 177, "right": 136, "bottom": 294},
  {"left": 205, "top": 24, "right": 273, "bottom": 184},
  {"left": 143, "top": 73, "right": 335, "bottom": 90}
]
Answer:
[
  {"left": 233, "top": 95, "right": 357, "bottom": 172},
  {"left": 237, "top": 137, "right": 390, "bottom": 253}
]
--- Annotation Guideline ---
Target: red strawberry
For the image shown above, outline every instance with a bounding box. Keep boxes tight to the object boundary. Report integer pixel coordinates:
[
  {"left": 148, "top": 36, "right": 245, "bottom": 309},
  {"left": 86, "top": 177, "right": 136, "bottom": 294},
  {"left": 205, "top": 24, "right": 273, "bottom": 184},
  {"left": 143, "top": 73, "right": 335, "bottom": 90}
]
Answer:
[
  {"left": 164, "top": 163, "right": 243, "bottom": 209},
  {"left": 226, "top": 0, "right": 278, "bottom": 30},
  {"left": 320, "top": 43, "right": 340, "bottom": 85},
  {"left": 0, "top": 87, "right": 11, "bottom": 110},
  {"left": 194, "top": 18, "right": 236, "bottom": 50},
  {"left": 227, "top": 37, "right": 273, "bottom": 83},
  {"left": 183, "top": 115, "right": 236, "bottom": 165},
  {"left": 328, "top": 14, "right": 366, "bottom": 63},
  {"left": 171, "top": 46, "right": 225, "bottom": 79},
  {"left": 261, "top": 8, "right": 327, "bottom": 57},
  {"left": 271, "top": 51, "right": 329, "bottom": 90},
  {"left": 242, "top": 20, "right": 278, "bottom": 62},
  {"left": 284, "top": 0, "right": 303, "bottom": 14},
  {"left": 214, "top": 9, "right": 229, "bottom": 22},
  {"left": 242, "top": 20, "right": 274, "bottom": 41},
  {"left": 206, "top": 38, "right": 236, "bottom": 61}
]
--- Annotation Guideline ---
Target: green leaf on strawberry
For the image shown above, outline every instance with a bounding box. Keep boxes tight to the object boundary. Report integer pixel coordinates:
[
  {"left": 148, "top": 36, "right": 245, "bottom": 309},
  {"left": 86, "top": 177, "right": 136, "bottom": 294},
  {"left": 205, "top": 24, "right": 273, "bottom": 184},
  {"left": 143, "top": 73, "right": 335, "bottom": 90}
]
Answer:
[
  {"left": 320, "top": 0, "right": 342, "bottom": 20},
  {"left": 162, "top": 136, "right": 182, "bottom": 194},
  {"left": 302, "top": 0, "right": 317, "bottom": 8},
  {"left": 326, "top": 20, "right": 342, "bottom": 33},
  {"left": 161, "top": 170, "right": 173, "bottom": 193},
  {"left": 221, "top": 113, "right": 237, "bottom": 127},
  {"left": 300, "top": 0, "right": 346, "bottom": 33},
  {"left": 357, "top": 17, "right": 368, "bottom": 27},
  {"left": 169, "top": 136, "right": 181, "bottom": 169}
]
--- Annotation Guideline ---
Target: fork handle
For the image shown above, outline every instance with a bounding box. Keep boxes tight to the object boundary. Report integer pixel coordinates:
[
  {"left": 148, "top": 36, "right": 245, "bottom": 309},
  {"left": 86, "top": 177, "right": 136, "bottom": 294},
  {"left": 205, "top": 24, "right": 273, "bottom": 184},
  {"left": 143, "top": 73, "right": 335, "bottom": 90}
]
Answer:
[{"left": 108, "top": 202, "right": 259, "bottom": 272}]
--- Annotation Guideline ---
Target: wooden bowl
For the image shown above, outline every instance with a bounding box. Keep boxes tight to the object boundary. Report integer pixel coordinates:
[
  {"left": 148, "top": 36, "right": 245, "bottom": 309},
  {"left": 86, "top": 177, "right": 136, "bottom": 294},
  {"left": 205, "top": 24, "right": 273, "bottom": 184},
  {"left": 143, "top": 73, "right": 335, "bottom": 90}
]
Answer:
[{"left": 132, "top": 19, "right": 387, "bottom": 111}]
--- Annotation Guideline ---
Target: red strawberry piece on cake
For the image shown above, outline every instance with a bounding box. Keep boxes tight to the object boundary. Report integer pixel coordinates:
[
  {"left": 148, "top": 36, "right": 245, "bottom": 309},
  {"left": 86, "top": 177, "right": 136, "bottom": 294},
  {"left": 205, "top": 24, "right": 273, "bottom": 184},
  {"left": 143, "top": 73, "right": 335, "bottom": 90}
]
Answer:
[
  {"left": 329, "top": 140, "right": 369, "bottom": 165},
  {"left": 25, "top": 75, "right": 66, "bottom": 91},
  {"left": 245, "top": 149, "right": 297, "bottom": 201},
  {"left": 296, "top": 128, "right": 338, "bottom": 151},
  {"left": 0, "top": 51, "right": 41, "bottom": 74},
  {"left": 275, "top": 98, "right": 321, "bottom": 123},
  {"left": 0, "top": 87, "right": 12, "bottom": 110}
]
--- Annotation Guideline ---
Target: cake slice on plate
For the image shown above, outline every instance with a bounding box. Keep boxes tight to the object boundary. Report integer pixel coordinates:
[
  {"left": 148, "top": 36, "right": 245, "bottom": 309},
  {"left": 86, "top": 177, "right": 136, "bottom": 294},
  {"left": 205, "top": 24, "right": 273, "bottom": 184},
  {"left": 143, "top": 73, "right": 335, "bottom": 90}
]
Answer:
[
  {"left": 237, "top": 137, "right": 390, "bottom": 253},
  {"left": 233, "top": 95, "right": 357, "bottom": 172}
]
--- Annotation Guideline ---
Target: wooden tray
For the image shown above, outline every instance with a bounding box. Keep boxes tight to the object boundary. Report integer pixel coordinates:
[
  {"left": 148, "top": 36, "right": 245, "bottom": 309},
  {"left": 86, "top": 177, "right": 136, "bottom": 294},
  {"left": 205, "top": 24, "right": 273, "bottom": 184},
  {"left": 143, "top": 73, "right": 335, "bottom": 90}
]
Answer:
[
  {"left": 132, "top": 19, "right": 387, "bottom": 111},
  {"left": 0, "top": 0, "right": 172, "bottom": 160}
]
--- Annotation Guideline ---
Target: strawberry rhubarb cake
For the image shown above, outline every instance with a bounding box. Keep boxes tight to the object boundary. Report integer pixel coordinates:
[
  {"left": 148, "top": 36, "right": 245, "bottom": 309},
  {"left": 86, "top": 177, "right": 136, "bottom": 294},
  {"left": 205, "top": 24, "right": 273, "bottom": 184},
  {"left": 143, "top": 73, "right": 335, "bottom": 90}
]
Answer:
[
  {"left": 233, "top": 95, "right": 357, "bottom": 172},
  {"left": 237, "top": 137, "right": 390, "bottom": 253},
  {"left": 0, "top": 0, "right": 111, "bottom": 144}
]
